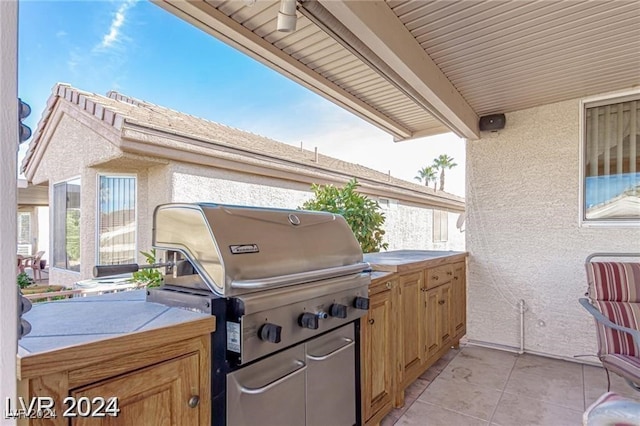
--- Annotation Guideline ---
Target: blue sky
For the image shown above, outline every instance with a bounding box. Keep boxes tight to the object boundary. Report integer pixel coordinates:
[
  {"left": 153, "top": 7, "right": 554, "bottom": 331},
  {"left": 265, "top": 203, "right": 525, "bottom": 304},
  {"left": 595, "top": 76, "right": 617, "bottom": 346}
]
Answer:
[{"left": 18, "top": 0, "right": 465, "bottom": 196}]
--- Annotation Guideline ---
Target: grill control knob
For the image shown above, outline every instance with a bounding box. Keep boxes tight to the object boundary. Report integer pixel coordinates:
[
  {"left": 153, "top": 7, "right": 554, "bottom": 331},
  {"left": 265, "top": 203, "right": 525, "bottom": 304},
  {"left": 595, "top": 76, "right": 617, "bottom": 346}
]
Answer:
[
  {"left": 353, "top": 296, "right": 370, "bottom": 310},
  {"left": 299, "top": 312, "right": 319, "bottom": 330},
  {"left": 329, "top": 303, "right": 348, "bottom": 319},
  {"left": 259, "top": 323, "right": 282, "bottom": 343}
]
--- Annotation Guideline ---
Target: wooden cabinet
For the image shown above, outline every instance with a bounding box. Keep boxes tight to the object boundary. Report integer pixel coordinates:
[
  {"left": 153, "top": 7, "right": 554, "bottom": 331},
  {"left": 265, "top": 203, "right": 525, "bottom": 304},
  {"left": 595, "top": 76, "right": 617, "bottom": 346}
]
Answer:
[
  {"left": 17, "top": 319, "right": 214, "bottom": 426},
  {"left": 361, "top": 276, "right": 396, "bottom": 426},
  {"left": 72, "top": 353, "right": 201, "bottom": 426},
  {"left": 363, "top": 251, "right": 467, "bottom": 414},
  {"left": 398, "top": 271, "right": 425, "bottom": 386},
  {"left": 452, "top": 262, "right": 466, "bottom": 338},
  {"left": 424, "top": 283, "right": 452, "bottom": 359}
]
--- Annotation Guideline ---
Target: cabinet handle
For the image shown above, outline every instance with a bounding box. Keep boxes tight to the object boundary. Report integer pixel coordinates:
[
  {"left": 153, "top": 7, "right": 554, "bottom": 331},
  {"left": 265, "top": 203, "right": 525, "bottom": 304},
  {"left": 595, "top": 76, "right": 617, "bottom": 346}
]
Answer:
[
  {"left": 432, "top": 276, "right": 439, "bottom": 280},
  {"left": 368, "top": 318, "right": 375, "bottom": 325},
  {"left": 438, "top": 300, "right": 445, "bottom": 305},
  {"left": 447, "top": 271, "right": 453, "bottom": 276},
  {"left": 188, "top": 395, "right": 200, "bottom": 408},
  {"left": 386, "top": 281, "right": 392, "bottom": 289}
]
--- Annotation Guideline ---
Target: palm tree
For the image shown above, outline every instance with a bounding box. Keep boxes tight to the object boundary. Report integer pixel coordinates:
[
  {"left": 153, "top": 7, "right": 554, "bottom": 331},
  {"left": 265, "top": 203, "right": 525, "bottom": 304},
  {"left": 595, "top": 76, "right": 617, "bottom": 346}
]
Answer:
[
  {"left": 414, "top": 166, "right": 437, "bottom": 190},
  {"left": 432, "top": 154, "right": 457, "bottom": 191}
]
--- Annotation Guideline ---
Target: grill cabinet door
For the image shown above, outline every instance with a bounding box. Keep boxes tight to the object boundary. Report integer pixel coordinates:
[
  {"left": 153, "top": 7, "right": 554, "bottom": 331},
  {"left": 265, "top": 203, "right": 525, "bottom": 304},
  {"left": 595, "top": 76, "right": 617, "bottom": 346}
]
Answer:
[
  {"left": 227, "top": 344, "right": 306, "bottom": 426},
  {"left": 306, "top": 324, "right": 356, "bottom": 426}
]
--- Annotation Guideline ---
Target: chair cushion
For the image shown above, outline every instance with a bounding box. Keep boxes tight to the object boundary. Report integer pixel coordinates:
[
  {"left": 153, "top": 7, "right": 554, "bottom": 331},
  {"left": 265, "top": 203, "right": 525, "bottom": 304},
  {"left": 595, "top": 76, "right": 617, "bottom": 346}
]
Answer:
[
  {"left": 587, "top": 262, "right": 640, "bottom": 303},
  {"left": 601, "top": 354, "right": 640, "bottom": 384},
  {"left": 583, "top": 391, "right": 640, "bottom": 426},
  {"left": 594, "top": 301, "right": 640, "bottom": 357}
]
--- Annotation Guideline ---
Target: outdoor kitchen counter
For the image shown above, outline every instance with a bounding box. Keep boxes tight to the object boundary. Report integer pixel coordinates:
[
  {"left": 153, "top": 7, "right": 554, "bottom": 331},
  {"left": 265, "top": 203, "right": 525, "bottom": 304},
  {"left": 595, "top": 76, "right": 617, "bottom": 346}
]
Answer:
[
  {"left": 16, "top": 290, "right": 215, "bottom": 425},
  {"left": 17, "top": 289, "right": 215, "bottom": 379},
  {"left": 364, "top": 250, "right": 468, "bottom": 273}
]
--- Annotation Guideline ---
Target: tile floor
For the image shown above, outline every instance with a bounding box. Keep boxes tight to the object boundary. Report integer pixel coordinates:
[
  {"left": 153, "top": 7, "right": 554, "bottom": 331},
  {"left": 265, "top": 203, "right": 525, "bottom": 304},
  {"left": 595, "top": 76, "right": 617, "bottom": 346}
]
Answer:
[{"left": 381, "top": 345, "right": 640, "bottom": 426}]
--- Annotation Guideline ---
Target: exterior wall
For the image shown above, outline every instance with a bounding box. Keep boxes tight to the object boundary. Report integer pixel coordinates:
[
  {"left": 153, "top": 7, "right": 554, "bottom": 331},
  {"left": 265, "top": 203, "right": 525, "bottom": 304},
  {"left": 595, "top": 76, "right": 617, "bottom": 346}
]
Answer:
[
  {"left": 170, "top": 165, "right": 312, "bottom": 208},
  {"left": 32, "top": 113, "right": 121, "bottom": 287},
  {"left": 170, "top": 164, "right": 465, "bottom": 252},
  {"left": 1, "top": 0, "right": 18, "bottom": 410},
  {"left": 466, "top": 97, "right": 640, "bottom": 359},
  {"left": 380, "top": 204, "right": 464, "bottom": 251}
]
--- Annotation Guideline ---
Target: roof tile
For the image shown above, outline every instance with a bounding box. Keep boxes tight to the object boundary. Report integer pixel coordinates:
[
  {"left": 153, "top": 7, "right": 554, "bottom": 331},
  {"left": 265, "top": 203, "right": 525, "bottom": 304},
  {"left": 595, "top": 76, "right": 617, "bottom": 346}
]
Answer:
[{"left": 22, "top": 83, "right": 464, "bottom": 206}]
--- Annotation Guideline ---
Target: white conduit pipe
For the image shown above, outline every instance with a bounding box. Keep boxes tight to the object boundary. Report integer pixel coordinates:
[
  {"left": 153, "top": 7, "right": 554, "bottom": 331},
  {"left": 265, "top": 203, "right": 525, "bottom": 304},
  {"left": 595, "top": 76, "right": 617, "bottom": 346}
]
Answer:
[
  {"left": 519, "top": 299, "right": 526, "bottom": 354},
  {"left": 277, "top": 0, "right": 297, "bottom": 32}
]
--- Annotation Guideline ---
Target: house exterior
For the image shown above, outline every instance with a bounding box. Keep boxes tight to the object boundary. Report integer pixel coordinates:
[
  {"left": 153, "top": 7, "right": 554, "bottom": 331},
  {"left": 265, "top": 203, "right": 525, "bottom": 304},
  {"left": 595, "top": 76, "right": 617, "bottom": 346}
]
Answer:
[
  {"left": 21, "top": 84, "right": 465, "bottom": 288},
  {"left": 17, "top": 179, "right": 48, "bottom": 262}
]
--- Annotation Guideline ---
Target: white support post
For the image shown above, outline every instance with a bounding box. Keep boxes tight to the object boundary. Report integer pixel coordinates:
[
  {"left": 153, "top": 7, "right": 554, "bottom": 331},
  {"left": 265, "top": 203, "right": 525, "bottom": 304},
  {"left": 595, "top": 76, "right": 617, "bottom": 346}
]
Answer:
[{"left": 0, "top": 1, "right": 19, "bottom": 425}]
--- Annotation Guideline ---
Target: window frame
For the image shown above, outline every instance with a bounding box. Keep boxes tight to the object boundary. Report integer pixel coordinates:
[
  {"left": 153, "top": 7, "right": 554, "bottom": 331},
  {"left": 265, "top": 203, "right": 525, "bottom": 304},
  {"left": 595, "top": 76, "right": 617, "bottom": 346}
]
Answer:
[
  {"left": 52, "top": 176, "right": 81, "bottom": 273},
  {"left": 95, "top": 173, "right": 138, "bottom": 266},
  {"left": 579, "top": 89, "right": 640, "bottom": 228},
  {"left": 432, "top": 209, "right": 449, "bottom": 243}
]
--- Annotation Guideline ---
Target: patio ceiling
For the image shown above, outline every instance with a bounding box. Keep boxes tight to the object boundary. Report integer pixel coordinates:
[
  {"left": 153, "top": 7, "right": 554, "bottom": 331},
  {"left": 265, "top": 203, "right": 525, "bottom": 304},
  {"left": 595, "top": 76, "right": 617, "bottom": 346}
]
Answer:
[{"left": 154, "top": 0, "right": 640, "bottom": 141}]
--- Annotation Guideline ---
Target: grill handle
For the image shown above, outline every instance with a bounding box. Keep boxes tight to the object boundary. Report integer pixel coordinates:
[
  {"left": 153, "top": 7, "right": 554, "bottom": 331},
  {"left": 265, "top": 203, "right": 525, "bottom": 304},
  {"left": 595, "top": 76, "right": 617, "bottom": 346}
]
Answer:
[
  {"left": 93, "top": 264, "right": 139, "bottom": 277},
  {"left": 231, "top": 263, "right": 370, "bottom": 290},
  {"left": 93, "top": 262, "right": 173, "bottom": 278}
]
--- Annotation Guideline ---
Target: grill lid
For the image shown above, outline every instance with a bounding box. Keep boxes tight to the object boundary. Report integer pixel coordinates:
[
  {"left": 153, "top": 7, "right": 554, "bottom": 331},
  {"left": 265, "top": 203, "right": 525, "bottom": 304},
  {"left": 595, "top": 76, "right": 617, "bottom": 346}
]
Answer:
[{"left": 153, "top": 203, "right": 366, "bottom": 296}]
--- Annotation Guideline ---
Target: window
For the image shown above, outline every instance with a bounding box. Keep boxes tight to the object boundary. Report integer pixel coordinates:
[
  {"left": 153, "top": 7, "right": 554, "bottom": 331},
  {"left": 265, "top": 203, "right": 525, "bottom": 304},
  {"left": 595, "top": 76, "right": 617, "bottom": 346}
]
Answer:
[
  {"left": 378, "top": 197, "right": 398, "bottom": 210},
  {"left": 582, "top": 94, "right": 640, "bottom": 224},
  {"left": 53, "top": 178, "right": 81, "bottom": 271},
  {"left": 17, "top": 212, "right": 32, "bottom": 255},
  {"left": 98, "top": 176, "right": 136, "bottom": 265},
  {"left": 433, "top": 209, "right": 448, "bottom": 242}
]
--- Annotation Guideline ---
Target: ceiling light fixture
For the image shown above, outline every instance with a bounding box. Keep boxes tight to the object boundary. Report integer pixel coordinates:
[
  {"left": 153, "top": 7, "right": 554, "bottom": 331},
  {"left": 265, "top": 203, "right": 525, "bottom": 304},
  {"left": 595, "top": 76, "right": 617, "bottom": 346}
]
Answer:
[{"left": 277, "top": 0, "right": 297, "bottom": 32}]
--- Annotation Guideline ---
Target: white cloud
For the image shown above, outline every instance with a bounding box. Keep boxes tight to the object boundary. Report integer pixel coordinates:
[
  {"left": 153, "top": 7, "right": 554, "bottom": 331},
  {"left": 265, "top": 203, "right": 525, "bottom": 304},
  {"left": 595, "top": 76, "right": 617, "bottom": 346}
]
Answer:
[
  {"left": 56, "top": 30, "right": 67, "bottom": 38},
  {"left": 96, "top": 0, "right": 136, "bottom": 50}
]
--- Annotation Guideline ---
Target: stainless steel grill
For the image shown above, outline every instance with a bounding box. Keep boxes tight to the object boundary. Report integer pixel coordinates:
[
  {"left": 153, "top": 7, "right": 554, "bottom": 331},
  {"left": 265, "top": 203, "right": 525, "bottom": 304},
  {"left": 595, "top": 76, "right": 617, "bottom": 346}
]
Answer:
[{"left": 144, "top": 203, "right": 371, "bottom": 426}]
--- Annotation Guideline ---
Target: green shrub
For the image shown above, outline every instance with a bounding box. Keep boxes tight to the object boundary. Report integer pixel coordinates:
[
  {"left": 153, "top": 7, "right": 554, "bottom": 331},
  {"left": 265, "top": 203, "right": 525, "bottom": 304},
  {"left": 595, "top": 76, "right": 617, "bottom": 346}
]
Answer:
[
  {"left": 132, "top": 249, "right": 164, "bottom": 288},
  {"left": 300, "top": 178, "right": 388, "bottom": 253},
  {"left": 17, "top": 272, "right": 34, "bottom": 289}
]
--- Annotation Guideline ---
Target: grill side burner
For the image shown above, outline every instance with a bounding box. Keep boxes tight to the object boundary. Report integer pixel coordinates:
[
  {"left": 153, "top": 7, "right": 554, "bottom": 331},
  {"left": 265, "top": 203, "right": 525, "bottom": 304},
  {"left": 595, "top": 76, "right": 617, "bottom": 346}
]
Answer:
[{"left": 146, "top": 202, "right": 371, "bottom": 426}]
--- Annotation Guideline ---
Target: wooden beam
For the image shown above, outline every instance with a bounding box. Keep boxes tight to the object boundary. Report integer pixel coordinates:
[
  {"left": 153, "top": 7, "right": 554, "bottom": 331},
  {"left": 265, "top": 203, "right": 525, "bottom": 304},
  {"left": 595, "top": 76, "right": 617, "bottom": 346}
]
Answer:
[{"left": 318, "top": 0, "right": 480, "bottom": 140}]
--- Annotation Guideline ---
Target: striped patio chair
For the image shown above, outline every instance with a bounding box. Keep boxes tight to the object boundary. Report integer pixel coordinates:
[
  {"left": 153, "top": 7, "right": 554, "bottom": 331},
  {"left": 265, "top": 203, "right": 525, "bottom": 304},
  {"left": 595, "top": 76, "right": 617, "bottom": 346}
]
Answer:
[{"left": 580, "top": 254, "right": 640, "bottom": 392}]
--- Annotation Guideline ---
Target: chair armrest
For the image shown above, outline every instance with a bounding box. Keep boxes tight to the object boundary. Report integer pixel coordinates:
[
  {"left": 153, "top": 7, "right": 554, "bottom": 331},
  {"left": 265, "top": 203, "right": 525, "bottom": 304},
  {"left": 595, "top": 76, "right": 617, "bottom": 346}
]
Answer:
[{"left": 579, "top": 298, "right": 640, "bottom": 349}]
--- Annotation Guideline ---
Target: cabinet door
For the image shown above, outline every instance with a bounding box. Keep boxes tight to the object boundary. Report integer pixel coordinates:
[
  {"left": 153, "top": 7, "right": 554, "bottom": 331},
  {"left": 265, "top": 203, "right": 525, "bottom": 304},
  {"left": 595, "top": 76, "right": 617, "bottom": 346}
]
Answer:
[
  {"left": 438, "top": 283, "right": 452, "bottom": 347},
  {"left": 452, "top": 262, "right": 466, "bottom": 336},
  {"left": 398, "top": 272, "right": 424, "bottom": 382},
  {"left": 452, "top": 262, "right": 466, "bottom": 337},
  {"left": 71, "top": 353, "right": 200, "bottom": 426},
  {"left": 425, "top": 283, "right": 452, "bottom": 359},
  {"left": 424, "top": 287, "right": 441, "bottom": 359},
  {"left": 362, "top": 281, "right": 394, "bottom": 422}
]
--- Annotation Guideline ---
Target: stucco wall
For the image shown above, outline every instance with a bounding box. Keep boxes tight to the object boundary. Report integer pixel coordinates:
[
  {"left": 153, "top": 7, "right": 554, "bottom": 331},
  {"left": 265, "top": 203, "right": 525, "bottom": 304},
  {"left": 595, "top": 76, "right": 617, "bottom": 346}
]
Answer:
[
  {"left": 380, "top": 203, "right": 464, "bottom": 251},
  {"left": 171, "top": 164, "right": 465, "bottom": 252},
  {"left": 466, "top": 97, "right": 640, "bottom": 359}
]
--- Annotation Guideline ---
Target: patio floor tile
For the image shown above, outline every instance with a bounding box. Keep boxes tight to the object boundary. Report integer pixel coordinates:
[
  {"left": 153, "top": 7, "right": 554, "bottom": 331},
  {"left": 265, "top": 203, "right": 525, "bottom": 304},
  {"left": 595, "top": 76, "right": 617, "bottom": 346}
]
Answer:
[
  {"left": 503, "top": 369, "right": 584, "bottom": 411},
  {"left": 439, "top": 355, "right": 513, "bottom": 391},
  {"left": 417, "top": 376, "right": 503, "bottom": 420},
  {"left": 491, "top": 392, "right": 583, "bottom": 426},
  {"left": 385, "top": 346, "right": 640, "bottom": 426},
  {"left": 396, "top": 400, "right": 488, "bottom": 426}
]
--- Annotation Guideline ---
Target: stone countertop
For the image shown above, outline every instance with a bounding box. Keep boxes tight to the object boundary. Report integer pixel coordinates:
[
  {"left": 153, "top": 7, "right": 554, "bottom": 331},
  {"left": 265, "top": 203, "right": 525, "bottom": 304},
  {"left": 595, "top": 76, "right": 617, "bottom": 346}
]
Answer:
[
  {"left": 18, "top": 290, "right": 215, "bottom": 376},
  {"left": 364, "top": 250, "right": 467, "bottom": 273}
]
